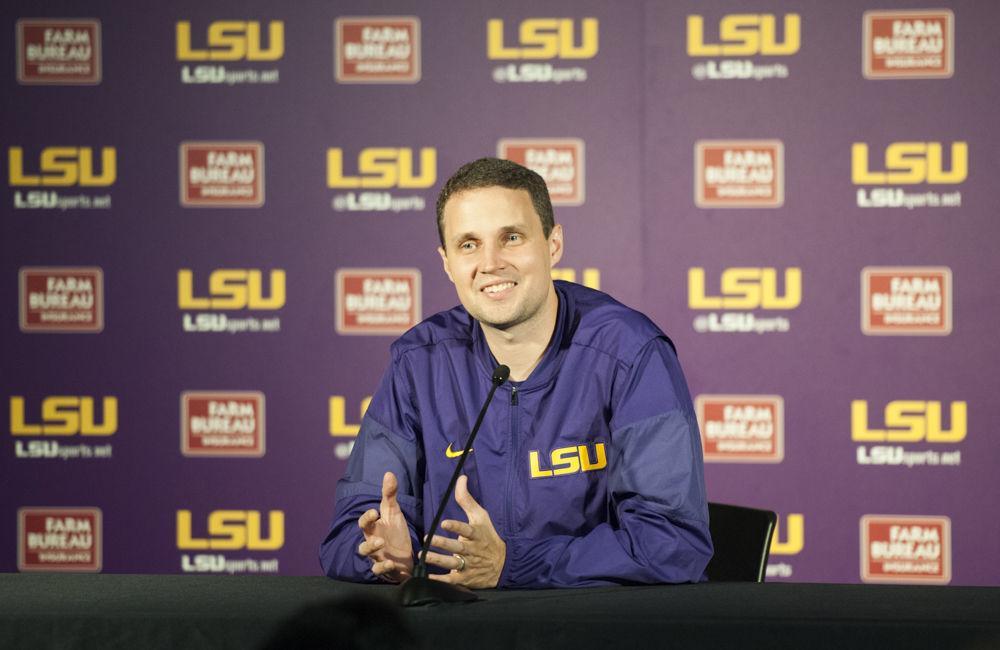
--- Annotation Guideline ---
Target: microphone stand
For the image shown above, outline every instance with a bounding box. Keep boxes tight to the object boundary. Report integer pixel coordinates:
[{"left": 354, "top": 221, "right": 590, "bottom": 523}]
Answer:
[{"left": 399, "top": 365, "right": 510, "bottom": 607}]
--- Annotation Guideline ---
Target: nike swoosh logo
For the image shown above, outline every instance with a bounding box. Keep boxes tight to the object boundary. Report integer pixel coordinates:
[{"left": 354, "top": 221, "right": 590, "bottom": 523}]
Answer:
[{"left": 445, "top": 443, "right": 471, "bottom": 458}]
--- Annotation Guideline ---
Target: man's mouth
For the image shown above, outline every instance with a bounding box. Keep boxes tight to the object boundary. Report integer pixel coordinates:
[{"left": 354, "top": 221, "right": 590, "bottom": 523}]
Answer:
[{"left": 481, "top": 281, "right": 516, "bottom": 295}]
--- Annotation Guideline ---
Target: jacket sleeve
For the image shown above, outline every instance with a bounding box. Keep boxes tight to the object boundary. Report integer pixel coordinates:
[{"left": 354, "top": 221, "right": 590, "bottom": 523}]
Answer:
[
  {"left": 498, "top": 337, "right": 713, "bottom": 588},
  {"left": 318, "top": 354, "right": 424, "bottom": 581}
]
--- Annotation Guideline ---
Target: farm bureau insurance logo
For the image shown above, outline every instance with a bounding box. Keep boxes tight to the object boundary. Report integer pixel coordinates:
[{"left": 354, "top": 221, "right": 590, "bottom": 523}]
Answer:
[
  {"left": 498, "top": 139, "right": 585, "bottom": 206},
  {"left": 863, "top": 10, "right": 953, "bottom": 79},
  {"left": 10, "top": 395, "right": 117, "bottom": 460},
  {"left": 177, "top": 509, "right": 283, "bottom": 574},
  {"left": 862, "top": 267, "right": 951, "bottom": 335},
  {"left": 335, "top": 268, "right": 421, "bottom": 335},
  {"left": 861, "top": 515, "right": 950, "bottom": 584},
  {"left": 176, "top": 20, "right": 282, "bottom": 85},
  {"left": 19, "top": 267, "right": 103, "bottom": 333},
  {"left": 180, "top": 142, "right": 264, "bottom": 207},
  {"left": 181, "top": 391, "right": 265, "bottom": 457},
  {"left": 178, "top": 268, "right": 284, "bottom": 334},
  {"left": 335, "top": 16, "right": 420, "bottom": 83},
  {"left": 327, "top": 147, "right": 436, "bottom": 212},
  {"left": 688, "top": 267, "right": 801, "bottom": 334},
  {"left": 687, "top": 13, "right": 799, "bottom": 81},
  {"left": 330, "top": 393, "right": 372, "bottom": 460},
  {"left": 852, "top": 399, "right": 965, "bottom": 467},
  {"left": 8, "top": 146, "right": 115, "bottom": 210},
  {"left": 695, "top": 140, "right": 783, "bottom": 208},
  {"left": 488, "top": 18, "right": 597, "bottom": 84},
  {"left": 17, "top": 19, "right": 101, "bottom": 84},
  {"left": 696, "top": 395, "right": 783, "bottom": 463},
  {"left": 18, "top": 507, "right": 102, "bottom": 572},
  {"left": 852, "top": 141, "right": 966, "bottom": 209},
  {"left": 766, "top": 513, "right": 804, "bottom": 580}
]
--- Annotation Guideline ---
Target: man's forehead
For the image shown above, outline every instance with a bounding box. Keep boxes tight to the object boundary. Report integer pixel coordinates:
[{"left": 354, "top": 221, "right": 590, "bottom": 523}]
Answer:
[{"left": 442, "top": 186, "right": 538, "bottom": 235}]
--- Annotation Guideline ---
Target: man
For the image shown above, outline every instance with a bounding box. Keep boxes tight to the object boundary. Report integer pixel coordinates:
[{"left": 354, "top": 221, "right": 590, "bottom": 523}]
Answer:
[{"left": 320, "top": 158, "right": 712, "bottom": 588}]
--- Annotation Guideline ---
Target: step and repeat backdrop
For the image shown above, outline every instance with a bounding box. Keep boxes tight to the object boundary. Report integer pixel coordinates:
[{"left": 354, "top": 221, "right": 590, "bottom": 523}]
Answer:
[{"left": 2, "top": 0, "right": 998, "bottom": 585}]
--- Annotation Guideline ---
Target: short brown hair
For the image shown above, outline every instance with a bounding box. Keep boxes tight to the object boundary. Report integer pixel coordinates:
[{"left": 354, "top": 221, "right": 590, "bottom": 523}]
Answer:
[{"left": 435, "top": 158, "right": 554, "bottom": 247}]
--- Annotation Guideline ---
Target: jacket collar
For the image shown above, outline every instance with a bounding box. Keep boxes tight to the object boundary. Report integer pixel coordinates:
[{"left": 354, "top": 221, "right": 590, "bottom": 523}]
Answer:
[{"left": 471, "top": 281, "right": 574, "bottom": 392}]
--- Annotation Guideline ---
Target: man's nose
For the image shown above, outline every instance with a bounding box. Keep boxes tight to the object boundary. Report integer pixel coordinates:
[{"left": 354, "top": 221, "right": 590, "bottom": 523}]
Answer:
[{"left": 479, "top": 241, "right": 506, "bottom": 273}]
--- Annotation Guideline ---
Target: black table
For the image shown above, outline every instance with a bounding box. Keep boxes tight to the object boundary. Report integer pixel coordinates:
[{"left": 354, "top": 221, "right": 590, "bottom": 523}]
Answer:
[{"left": 2, "top": 575, "right": 998, "bottom": 649}]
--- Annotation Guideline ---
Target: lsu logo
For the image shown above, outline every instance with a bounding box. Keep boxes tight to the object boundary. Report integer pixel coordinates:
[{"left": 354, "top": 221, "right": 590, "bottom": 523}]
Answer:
[
  {"left": 10, "top": 396, "right": 117, "bottom": 436},
  {"left": 551, "top": 268, "right": 600, "bottom": 290},
  {"left": 176, "top": 21, "right": 284, "bottom": 61},
  {"left": 177, "top": 269, "right": 285, "bottom": 310},
  {"left": 688, "top": 268, "right": 801, "bottom": 310},
  {"left": 176, "top": 510, "right": 284, "bottom": 550},
  {"left": 852, "top": 142, "right": 967, "bottom": 185},
  {"left": 327, "top": 148, "right": 436, "bottom": 189},
  {"left": 852, "top": 401, "right": 966, "bottom": 443},
  {"left": 329, "top": 396, "right": 372, "bottom": 437},
  {"left": 487, "top": 18, "right": 598, "bottom": 60},
  {"left": 8, "top": 147, "right": 116, "bottom": 187},
  {"left": 687, "top": 14, "right": 800, "bottom": 56},
  {"left": 530, "top": 442, "right": 606, "bottom": 478},
  {"left": 770, "top": 513, "right": 804, "bottom": 555}
]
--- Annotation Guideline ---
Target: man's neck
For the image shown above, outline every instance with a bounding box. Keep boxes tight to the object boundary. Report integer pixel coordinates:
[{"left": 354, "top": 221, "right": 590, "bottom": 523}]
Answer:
[{"left": 481, "top": 288, "right": 559, "bottom": 382}]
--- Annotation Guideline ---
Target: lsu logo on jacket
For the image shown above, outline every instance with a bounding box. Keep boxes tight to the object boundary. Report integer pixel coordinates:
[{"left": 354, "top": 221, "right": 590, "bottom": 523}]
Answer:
[{"left": 529, "top": 442, "right": 607, "bottom": 478}]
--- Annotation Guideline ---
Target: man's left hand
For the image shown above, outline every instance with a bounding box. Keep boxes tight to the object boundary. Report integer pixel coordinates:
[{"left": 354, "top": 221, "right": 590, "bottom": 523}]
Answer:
[{"left": 424, "top": 474, "right": 506, "bottom": 589}]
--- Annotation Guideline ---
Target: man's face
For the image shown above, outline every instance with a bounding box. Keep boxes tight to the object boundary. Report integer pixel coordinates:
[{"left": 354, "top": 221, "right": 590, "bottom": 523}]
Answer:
[{"left": 438, "top": 186, "right": 563, "bottom": 332}]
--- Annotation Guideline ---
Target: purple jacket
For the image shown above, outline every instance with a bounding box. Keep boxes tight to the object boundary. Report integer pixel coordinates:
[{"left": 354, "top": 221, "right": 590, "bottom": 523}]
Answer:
[{"left": 320, "top": 281, "right": 712, "bottom": 587}]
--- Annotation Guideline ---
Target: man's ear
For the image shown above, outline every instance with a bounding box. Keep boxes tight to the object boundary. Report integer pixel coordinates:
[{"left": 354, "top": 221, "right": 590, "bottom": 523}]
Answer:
[
  {"left": 438, "top": 246, "right": 455, "bottom": 284},
  {"left": 548, "top": 224, "right": 564, "bottom": 266}
]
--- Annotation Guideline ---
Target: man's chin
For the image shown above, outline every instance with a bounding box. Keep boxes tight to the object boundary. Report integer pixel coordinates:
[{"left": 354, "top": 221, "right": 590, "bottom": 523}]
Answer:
[{"left": 470, "top": 305, "right": 523, "bottom": 332}]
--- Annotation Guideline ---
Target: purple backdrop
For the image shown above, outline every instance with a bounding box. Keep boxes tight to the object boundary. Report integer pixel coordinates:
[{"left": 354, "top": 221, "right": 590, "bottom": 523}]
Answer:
[{"left": 2, "top": 0, "right": 997, "bottom": 585}]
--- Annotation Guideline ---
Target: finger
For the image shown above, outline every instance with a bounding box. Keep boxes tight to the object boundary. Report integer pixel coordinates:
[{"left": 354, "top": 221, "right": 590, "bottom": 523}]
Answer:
[
  {"left": 381, "top": 472, "right": 399, "bottom": 509},
  {"left": 441, "top": 519, "right": 475, "bottom": 539},
  {"left": 358, "top": 509, "right": 379, "bottom": 534},
  {"left": 423, "top": 550, "right": 465, "bottom": 571},
  {"left": 371, "top": 559, "right": 397, "bottom": 576},
  {"left": 428, "top": 572, "right": 458, "bottom": 584},
  {"left": 454, "top": 475, "right": 482, "bottom": 516},
  {"left": 428, "top": 534, "right": 464, "bottom": 554},
  {"left": 357, "top": 537, "right": 383, "bottom": 557}
]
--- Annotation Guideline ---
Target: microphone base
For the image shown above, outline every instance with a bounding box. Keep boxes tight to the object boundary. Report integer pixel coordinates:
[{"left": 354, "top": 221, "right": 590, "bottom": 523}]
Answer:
[{"left": 398, "top": 576, "right": 479, "bottom": 607}]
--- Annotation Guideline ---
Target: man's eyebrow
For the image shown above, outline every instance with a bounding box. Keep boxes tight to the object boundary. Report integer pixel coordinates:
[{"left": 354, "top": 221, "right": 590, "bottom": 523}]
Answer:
[{"left": 449, "top": 224, "right": 524, "bottom": 245}]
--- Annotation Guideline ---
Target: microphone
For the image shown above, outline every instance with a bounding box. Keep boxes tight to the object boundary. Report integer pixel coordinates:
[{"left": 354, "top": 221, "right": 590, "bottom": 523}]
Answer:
[{"left": 400, "top": 364, "right": 510, "bottom": 607}]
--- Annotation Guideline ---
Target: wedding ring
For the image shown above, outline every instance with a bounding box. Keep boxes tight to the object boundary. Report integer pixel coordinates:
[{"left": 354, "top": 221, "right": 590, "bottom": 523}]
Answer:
[{"left": 454, "top": 553, "right": 466, "bottom": 572}]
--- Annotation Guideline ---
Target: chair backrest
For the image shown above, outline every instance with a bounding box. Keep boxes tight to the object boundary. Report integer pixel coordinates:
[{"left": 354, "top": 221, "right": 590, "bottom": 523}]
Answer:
[{"left": 705, "top": 502, "right": 777, "bottom": 582}]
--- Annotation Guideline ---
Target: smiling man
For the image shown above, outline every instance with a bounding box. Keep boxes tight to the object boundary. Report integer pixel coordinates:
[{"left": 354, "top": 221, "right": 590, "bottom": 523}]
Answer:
[{"left": 320, "top": 158, "right": 712, "bottom": 588}]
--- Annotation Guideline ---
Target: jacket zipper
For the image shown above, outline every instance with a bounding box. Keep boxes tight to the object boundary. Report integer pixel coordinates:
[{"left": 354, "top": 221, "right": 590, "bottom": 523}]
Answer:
[{"left": 505, "top": 386, "right": 519, "bottom": 535}]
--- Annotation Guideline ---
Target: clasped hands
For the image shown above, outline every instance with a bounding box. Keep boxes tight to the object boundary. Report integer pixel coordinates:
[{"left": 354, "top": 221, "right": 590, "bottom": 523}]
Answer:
[{"left": 356, "top": 472, "right": 506, "bottom": 589}]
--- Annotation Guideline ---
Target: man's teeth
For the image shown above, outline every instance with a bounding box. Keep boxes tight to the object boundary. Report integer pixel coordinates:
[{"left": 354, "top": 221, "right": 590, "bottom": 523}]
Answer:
[{"left": 483, "top": 282, "right": 515, "bottom": 294}]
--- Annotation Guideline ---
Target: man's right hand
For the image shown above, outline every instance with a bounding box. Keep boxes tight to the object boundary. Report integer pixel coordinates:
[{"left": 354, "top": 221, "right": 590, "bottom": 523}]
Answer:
[{"left": 357, "top": 471, "right": 414, "bottom": 582}]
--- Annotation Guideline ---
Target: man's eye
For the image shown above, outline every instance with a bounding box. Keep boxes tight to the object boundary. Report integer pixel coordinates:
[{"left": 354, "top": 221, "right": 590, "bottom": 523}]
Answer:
[
  {"left": 506, "top": 233, "right": 521, "bottom": 242},
  {"left": 459, "top": 241, "right": 476, "bottom": 251}
]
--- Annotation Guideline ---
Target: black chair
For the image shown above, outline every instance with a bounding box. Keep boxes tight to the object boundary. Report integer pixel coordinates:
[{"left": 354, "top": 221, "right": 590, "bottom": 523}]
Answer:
[{"left": 704, "top": 502, "right": 777, "bottom": 582}]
